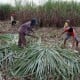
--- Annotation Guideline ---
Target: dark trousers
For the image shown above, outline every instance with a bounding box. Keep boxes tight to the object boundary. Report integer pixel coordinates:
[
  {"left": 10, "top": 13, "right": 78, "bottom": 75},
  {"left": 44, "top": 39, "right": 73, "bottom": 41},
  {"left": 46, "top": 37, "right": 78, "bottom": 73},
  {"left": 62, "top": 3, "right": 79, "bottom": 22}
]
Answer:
[
  {"left": 12, "top": 20, "right": 16, "bottom": 26},
  {"left": 18, "top": 32, "right": 26, "bottom": 47}
]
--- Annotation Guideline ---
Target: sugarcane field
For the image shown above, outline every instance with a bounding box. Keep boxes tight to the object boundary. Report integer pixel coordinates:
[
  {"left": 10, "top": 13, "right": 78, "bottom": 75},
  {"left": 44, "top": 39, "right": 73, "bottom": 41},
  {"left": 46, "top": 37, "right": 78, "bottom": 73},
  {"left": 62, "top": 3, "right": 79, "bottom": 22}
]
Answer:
[{"left": 0, "top": 0, "right": 80, "bottom": 80}]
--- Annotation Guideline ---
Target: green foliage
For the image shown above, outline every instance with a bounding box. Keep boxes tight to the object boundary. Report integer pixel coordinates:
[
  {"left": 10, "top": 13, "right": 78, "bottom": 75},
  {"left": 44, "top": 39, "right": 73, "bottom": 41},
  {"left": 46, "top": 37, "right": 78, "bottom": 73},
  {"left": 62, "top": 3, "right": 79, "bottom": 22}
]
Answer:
[
  {"left": 8, "top": 38, "right": 80, "bottom": 80},
  {"left": 14, "top": 0, "right": 22, "bottom": 10},
  {"left": 1, "top": 1, "right": 80, "bottom": 26},
  {"left": 0, "top": 4, "right": 13, "bottom": 20},
  {"left": 0, "top": 34, "right": 80, "bottom": 80},
  {"left": 16, "top": 0, "right": 80, "bottom": 27}
]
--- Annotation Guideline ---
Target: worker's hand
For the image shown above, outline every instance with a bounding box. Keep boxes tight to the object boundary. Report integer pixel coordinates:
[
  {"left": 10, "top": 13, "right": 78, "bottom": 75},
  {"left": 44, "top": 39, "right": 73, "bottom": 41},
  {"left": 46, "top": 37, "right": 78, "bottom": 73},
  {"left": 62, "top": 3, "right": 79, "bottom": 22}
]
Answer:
[
  {"left": 58, "top": 32, "right": 64, "bottom": 38},
  {"left": 31, "top": 35, "right": 39, "bottom": 39}
]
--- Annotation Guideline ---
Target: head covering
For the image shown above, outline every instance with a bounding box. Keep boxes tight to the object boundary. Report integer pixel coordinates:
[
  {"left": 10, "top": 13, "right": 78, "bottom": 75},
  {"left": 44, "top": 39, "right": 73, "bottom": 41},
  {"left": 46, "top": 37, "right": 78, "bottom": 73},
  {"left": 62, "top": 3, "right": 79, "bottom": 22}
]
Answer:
[{"left": 31, "top": 18, "right": 37, "bottom": 26}]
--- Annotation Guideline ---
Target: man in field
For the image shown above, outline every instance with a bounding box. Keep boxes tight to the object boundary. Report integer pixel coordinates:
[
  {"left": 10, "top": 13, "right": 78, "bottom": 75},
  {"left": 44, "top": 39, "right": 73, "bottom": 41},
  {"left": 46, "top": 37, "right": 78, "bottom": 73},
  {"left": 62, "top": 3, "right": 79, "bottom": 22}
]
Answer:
[
  {"left": 60, "top": 20, "right": 79, "bottom": 49},
  {"left": 11, "top": 13, "right": 16, "bottom": 26},
  {"left": 18, "top": 18, "right": 38, "bottom": 47}
]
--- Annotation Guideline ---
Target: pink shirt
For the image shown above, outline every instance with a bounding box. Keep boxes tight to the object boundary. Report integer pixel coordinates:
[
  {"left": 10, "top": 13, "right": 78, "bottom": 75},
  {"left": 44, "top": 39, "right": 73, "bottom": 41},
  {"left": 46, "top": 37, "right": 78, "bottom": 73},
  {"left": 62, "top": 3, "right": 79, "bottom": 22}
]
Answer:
[{"left": 64, "top": 27, "right": 76, "bottom": 37}]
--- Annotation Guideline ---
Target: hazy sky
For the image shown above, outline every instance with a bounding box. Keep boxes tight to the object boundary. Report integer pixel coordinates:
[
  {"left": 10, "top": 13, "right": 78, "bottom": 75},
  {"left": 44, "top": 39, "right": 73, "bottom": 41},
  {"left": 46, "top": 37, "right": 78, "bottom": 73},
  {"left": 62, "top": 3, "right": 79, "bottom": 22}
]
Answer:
[
  {"left": 0, "top": 0, "right": 46, "bottom": 6},
  {"left": 0, "top": 0, "right": 80, "bottom": 6}
]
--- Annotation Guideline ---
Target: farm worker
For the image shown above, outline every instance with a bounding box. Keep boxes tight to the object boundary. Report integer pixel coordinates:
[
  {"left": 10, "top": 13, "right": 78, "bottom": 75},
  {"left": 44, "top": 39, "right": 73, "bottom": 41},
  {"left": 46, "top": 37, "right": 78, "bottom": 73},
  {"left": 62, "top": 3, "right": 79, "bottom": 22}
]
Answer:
[
  {"left": 11, "top": 12, "right": 16, "bottom": 26},
  {"left": 60, "top": 20, "right": 79, "bottom": 49},
  {"left": 18, "top": 18, "right": 38, "bottom": 47}
]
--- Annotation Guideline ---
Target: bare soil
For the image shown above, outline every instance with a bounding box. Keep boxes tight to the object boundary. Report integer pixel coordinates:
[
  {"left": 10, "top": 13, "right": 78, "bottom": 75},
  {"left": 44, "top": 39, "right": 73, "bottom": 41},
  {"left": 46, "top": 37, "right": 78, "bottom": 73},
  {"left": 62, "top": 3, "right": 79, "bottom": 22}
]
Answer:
[{"left": 0, "top": 20, "right": 80, "bottom": 49}]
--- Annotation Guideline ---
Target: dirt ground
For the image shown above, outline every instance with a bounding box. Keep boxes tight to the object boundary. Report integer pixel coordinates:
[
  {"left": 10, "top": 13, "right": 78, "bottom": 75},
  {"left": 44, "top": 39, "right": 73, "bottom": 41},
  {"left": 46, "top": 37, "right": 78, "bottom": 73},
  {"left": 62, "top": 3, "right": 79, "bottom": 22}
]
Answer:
[
  {"left": 0, "top": 20, "right": 80, "bottom": 50},
  {"left": 0, "top": 20, "right": 20, "bottom": 33},
  {"left": 0, "top": 20, "right": 80, "bottom": 35}
]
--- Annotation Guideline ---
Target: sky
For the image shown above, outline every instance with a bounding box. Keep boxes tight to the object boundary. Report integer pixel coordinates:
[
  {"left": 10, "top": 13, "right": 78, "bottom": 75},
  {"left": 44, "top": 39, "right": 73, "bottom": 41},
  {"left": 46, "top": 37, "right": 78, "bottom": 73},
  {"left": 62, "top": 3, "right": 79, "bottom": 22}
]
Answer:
[
  {"left": 0, "top": 0, "right": 80, "bottom": 6},
  {"left": 0, "top": 0, "right": 46, "bottom": 5}
]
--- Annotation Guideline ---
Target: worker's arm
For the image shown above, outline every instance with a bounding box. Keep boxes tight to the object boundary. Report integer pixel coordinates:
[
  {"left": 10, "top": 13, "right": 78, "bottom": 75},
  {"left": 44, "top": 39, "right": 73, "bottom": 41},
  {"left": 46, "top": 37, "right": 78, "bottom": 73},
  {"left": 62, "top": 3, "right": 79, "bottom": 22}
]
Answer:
[
  {"left": 59, "top": 27, "right": 69, "bottom": 38},
  {"left": 27, "top": 26, "right": 34, "bottom": 33},
  {"left": 27, "top": 33, "right": 38, "bottom": 39},
  {"left": 61, "top": 31, "right": 65, "bottom": 35},
  {"left": 29, "top": 28, "right": 34, "bottom": 33},
  {"left": 59, "top": 31, "right": 65, "bottom": 38}
]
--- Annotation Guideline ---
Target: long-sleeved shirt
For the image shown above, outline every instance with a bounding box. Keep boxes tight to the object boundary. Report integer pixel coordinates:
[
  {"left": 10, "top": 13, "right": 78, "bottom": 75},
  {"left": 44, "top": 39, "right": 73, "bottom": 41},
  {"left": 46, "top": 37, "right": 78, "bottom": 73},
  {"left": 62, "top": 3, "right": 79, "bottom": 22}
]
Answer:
[{"left": 18, "top": 21, "right": 33, "bottom": 35}]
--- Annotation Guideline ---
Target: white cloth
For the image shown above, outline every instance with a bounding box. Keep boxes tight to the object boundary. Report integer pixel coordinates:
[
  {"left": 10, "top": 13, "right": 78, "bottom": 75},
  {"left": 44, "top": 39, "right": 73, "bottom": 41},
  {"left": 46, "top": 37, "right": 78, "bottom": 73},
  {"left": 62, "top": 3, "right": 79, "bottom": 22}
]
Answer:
[{"left": 11, "top": 16, "right": 14, "bottom": 22}]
